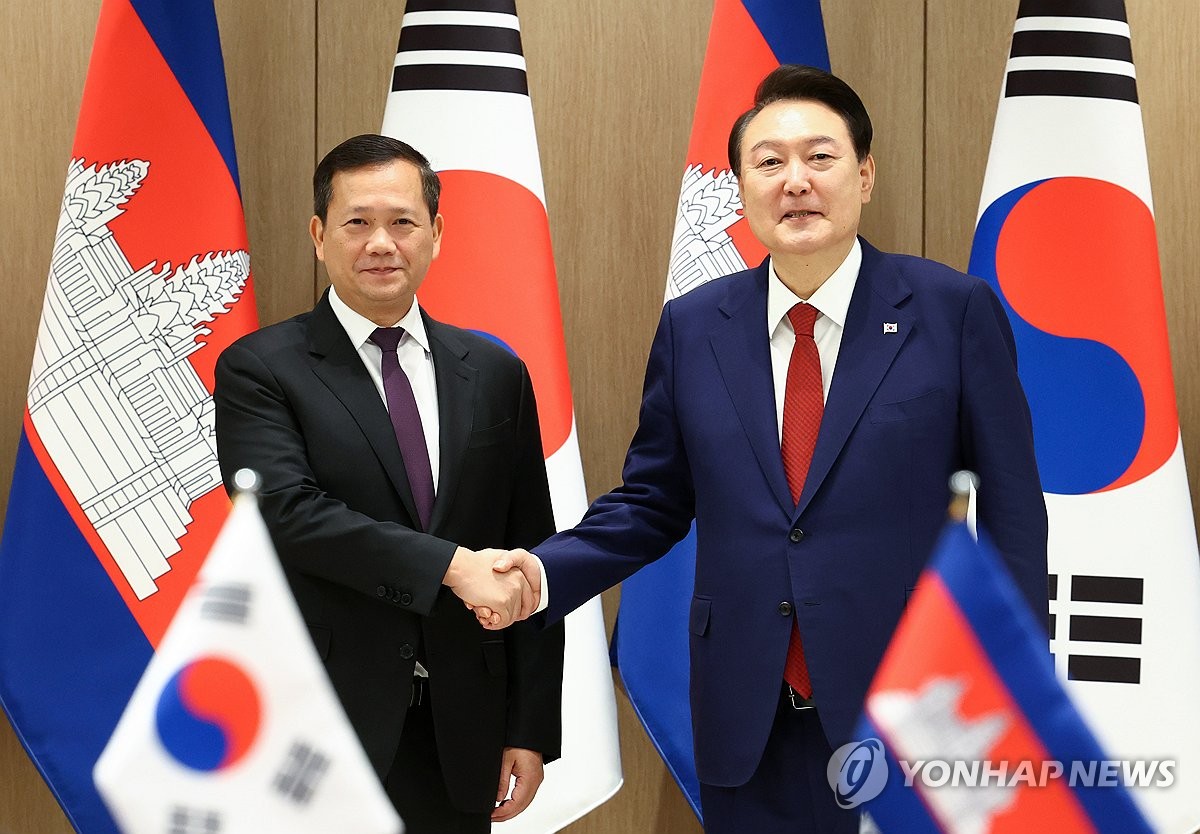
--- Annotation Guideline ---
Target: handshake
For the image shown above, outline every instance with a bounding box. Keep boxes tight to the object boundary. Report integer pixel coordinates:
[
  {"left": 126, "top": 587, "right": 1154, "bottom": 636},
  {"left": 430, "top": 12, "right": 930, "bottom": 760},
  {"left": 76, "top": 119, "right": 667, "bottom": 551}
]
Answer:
[{"left": 444, "top": 547, "right": 543, "bottom": 629}]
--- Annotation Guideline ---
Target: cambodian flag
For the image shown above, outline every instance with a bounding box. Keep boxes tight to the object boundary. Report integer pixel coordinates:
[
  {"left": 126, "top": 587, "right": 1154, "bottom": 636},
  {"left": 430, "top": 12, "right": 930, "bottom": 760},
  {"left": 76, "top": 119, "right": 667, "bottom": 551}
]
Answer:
[
  {"left": 0, "top": 1, "right": 256, "bottom": 830},
  {"left": 381, "top": 2, "right": 622, "bottom": 830},
  {"left": 853, "top": 521, "right": 1153, "bottom": 833},
  {"left": 969, "top": 1, "right": 1200, "bottom": 829},
  {"left": 612, "top": 0, "right": 830, "bottom": 818}
]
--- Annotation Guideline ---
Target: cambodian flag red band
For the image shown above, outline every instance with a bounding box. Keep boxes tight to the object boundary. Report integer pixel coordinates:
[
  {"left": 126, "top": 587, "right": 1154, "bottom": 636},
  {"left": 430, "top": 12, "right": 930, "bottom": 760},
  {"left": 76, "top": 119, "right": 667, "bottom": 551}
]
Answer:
[
  {"left": 613, "top": 0, "right": 830, "bottom": 818},
  {"left": 0, "top": 1, "right": 255, "bottom": 831}
]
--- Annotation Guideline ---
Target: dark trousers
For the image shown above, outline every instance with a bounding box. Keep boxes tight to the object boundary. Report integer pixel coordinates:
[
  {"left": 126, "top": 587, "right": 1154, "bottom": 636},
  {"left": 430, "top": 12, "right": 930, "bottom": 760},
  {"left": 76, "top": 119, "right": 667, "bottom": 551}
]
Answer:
[
  {"left": 699, "top": 693, "right": 860, "bottom": 834},
  {"left": 384, "top": 680, "right": 492, "bottom": 834}
]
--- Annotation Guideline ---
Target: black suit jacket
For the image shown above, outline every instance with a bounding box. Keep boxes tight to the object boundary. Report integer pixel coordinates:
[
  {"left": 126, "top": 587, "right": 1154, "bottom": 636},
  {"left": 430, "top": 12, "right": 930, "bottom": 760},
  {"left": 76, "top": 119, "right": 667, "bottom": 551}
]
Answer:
[{"left": 213, "top": 291, "right": 564, "bottom": 812}]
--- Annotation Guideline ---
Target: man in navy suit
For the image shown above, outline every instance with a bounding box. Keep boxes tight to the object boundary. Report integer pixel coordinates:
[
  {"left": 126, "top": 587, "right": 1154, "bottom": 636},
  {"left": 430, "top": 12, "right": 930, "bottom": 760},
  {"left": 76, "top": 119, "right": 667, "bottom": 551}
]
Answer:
[{"left": 489, "top": 66, "right": 1048, "bottom": 832}]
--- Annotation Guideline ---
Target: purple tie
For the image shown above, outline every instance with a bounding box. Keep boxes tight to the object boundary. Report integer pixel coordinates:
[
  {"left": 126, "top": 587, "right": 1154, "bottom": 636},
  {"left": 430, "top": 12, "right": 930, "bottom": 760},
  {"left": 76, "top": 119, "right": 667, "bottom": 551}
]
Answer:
[{"left": 370, "top": 327, "right": 434, "bottom": 531}]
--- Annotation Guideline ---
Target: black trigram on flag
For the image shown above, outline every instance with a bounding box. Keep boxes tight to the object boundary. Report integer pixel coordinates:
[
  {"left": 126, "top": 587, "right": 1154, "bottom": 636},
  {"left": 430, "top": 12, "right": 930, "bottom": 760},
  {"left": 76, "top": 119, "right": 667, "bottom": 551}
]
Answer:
[
  {"left": 274, "top": 741, "right": 331, "bottom": 804},
  {"left": 393, "top": 0, "right": 528, "bottom": 96},
  {"left": 1005, "top": 0, "right": 1137, "bottom": 103},
  {"left": 199, "top": 583, "right": 251, "bottom": 625},
  {"left": 1050, "top": 572, "right": 1143, "bottom": 684},
  {"left": 168, "top": 806, "right": 221, "bottom": 834}
]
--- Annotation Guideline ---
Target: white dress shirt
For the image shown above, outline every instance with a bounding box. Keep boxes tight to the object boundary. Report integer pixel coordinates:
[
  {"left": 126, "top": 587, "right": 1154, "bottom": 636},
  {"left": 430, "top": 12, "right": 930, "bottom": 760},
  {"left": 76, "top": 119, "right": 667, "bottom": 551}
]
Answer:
[
  {"left": 767, "top": 238, "right": 862, "bottom": 438},
  {"left": 327, "top": 285, "right": 441, "bottom": 489}
]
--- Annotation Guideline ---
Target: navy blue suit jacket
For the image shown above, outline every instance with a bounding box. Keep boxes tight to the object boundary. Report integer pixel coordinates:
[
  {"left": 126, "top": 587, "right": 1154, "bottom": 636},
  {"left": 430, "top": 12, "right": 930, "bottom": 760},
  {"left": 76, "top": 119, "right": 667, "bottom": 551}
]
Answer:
[{"left": 536, "top": 239, "right": 1048, "bottom": 788}]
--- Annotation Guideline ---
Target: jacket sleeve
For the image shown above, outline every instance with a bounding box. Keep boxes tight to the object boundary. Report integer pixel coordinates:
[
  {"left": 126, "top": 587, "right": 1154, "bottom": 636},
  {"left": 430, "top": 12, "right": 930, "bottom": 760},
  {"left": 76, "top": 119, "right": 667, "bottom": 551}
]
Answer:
[
  {"left": 500, "top": 361, "right": 565, "bottom": 761},
  {"left": 535, "top": 301, "right": 697, "bottom": 623},
  {"left": 214, "top": 339, "right": 457, "bottom": 617},
  {"left": 960, "top": 280, "right": 1051, "bottom": 631}
]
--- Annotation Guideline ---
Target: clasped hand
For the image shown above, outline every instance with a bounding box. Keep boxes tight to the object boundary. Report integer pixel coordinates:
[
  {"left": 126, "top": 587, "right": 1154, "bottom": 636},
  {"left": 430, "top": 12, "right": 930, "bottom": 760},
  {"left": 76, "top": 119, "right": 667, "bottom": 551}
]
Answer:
[{"left": 444, "top": 547, "right": 541, "bottom": 628}]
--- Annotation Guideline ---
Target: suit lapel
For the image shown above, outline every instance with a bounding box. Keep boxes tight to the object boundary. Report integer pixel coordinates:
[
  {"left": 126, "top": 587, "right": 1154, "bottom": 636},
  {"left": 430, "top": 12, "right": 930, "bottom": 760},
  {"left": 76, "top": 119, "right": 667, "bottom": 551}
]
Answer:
[
  {"left": 710, "top": 263, "right": 795, "bottom": 518},
  {"left": 796, "top": 240, "right": 915, "bottom": 516},
  {"left": 306, "top": 293, "right": 424, "bottom": 528},
  {"left": 424, "top": 314, "right": 476, "bottom": 534}
]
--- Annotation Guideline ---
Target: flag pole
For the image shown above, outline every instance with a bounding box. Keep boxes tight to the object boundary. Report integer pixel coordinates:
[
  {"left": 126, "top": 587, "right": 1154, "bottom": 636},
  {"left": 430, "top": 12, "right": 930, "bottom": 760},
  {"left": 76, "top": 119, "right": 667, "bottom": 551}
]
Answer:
[
  {"left": 948, "top": 470, "right": 978, "bottom": 523},
  {"left": 231, "top": 468, "right": 261, "bottom": 501}
]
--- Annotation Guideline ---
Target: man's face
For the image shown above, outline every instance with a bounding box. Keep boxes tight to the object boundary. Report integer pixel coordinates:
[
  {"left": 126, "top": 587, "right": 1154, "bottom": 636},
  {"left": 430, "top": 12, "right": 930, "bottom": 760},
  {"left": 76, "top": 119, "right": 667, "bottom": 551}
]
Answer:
[
  {"left": 737, "top": 99, "right": 874, "bottom": 263},
  {"left": 310, "top": 159, "right": 443, "bottom": 325}
]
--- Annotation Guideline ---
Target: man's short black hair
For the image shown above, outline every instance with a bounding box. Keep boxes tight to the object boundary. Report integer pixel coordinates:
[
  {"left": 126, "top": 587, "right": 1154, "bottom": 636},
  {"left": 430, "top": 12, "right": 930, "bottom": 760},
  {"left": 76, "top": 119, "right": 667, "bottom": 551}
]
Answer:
[
  {"left": 727, "top": 65, "right": 873, "bottom": 174},
  {"left": 313, "top": 134, "right": 441, "bottom": 222}
]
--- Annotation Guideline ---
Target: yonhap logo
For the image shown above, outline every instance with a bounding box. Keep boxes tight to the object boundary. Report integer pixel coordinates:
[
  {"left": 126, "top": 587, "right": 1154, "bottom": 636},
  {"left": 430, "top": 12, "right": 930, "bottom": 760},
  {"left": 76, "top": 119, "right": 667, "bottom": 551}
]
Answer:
[{"left": 828, "top": 738, "right": 889, "bottom": 808}]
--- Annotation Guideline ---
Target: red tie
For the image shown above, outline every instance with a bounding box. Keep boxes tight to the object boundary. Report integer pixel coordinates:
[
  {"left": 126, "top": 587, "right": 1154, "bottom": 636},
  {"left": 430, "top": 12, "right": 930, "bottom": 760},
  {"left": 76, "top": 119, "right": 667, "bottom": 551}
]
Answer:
[{"left": 781, "top": 303, "right": 822, "bottom": 698}]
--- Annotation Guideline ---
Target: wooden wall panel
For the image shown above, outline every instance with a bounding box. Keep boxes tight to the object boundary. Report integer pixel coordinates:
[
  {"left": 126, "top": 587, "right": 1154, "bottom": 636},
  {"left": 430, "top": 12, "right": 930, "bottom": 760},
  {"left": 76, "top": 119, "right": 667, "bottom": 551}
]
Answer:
[
  {"left": 3, "top": 0, "right": 1198, "bottom": 832},
  {"left": 220, "top": 0, "right": 319, "bottom": 328},
  {"left": 923, "top": 0, "right": 1012, "bottom": 268},
  {"left": 825, "top": 0, "right": 926, "bottom": 256}
]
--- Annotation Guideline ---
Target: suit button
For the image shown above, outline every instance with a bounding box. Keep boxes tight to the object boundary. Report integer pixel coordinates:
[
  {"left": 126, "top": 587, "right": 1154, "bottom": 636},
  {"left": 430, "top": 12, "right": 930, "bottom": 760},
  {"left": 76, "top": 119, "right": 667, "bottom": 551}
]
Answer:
[
  {"left": 789, "top": 528, "right": 805, "bottom": 543},
  {"left": 778, "top": 602, "right": 794, "bottom": 616},
  {"left": 376, "top": 585, "right": 387, "bottom": 598},
  {"left": 399, "top": 593, "right": 413, "bottom": 606},
  {"left": 399, "top": 644, "right": 414, "bottom": 660}
]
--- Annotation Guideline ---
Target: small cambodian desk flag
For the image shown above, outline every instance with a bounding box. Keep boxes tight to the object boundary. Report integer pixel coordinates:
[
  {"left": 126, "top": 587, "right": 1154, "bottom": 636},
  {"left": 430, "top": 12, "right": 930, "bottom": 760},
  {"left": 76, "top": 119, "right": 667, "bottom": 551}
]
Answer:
[
  {"left": 0, "top": 0, "right": 256, "bottom": 831},
  {"left": 613, "top": 0, "right": 829, "bottom": 818},
  {"left": 969, "top": 1, "right": 1200, "bottom": 829},
  {"left": 94, "top": 474, "right": 402, "bottom": 834},
  {"left": 851, "top": 520, "right": 1153, "bottom": 833},
  {"left": 380, "top": 2, "right": 621, "bottom": 830}
]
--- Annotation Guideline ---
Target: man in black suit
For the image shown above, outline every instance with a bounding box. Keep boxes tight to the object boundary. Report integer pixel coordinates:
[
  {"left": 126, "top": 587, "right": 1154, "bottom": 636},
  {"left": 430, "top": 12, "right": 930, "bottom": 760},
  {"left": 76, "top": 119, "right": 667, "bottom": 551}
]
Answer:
[{"left": 213, "top": 134, "right": 564, "bottom": 833}]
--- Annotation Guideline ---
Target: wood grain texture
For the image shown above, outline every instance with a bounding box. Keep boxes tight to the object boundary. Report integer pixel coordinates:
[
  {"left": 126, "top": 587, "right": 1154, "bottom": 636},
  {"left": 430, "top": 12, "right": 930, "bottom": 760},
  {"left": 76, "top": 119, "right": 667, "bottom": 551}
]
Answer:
[
  {"left": 220, "top": 0, "right": 319, "bottom": 328},
  {"left": 826, "top": 0, "right": 926, "bottom": 256},
  {"left": 3, "top": 0, "right": 1199, "bottom": 832}
]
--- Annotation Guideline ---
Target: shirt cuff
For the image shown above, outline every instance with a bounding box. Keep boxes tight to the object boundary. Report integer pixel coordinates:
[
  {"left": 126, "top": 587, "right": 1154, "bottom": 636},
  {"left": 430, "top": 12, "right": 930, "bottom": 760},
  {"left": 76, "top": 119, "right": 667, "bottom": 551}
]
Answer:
[{"left": 533, "top": 553, "right": 549, "bottom": 614}]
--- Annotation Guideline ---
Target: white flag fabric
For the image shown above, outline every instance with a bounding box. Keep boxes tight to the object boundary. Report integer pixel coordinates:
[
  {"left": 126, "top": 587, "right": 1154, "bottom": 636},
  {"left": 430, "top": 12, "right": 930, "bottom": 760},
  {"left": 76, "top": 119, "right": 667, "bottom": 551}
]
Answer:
[
  {"left": 379, "top": 2, "right": 622, "bottom": 830},
  {"left": 968, "top": 2, "right": 1200, "bottom": 830},
  {"left": 93, "top": 490, "right": 401, "bottom": 834}
]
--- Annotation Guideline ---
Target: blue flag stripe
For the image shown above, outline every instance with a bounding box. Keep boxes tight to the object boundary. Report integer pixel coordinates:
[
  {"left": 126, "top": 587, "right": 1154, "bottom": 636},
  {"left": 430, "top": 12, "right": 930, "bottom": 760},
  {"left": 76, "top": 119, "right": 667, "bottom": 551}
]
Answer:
[
  {"left": 744, "top": 0, "right": 830, "bottom": 68},
  {"left": 0, "top": 433, "right": 153, "bottom": 834},
  {"left": 127, "top": 0, "right": 241, "bottom": 192}
]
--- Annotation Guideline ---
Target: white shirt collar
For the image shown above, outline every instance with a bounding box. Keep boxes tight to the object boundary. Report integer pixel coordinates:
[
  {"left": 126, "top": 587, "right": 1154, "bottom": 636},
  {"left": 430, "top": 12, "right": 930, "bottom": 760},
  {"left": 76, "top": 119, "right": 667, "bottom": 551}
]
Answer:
[
  {"left": 767, "top": 238, "right": 862, "bottom": 334},
  {"left": 328, "top": 285, "right": 431, "bottom": 354}
]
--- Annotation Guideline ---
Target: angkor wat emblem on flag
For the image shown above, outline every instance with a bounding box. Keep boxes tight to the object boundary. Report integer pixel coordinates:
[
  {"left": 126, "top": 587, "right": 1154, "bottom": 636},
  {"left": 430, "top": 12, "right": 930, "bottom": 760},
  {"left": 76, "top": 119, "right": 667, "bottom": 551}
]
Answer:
[
  {"left": 27, "top": 158, "right": 249, "bottom": 600},
  {"left": 666, "top": 165, "right": 748, "bottom": 300}
]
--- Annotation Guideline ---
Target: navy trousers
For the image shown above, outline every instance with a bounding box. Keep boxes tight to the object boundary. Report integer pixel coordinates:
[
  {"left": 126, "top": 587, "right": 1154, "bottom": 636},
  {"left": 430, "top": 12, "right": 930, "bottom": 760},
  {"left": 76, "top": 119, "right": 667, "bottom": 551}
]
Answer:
[{"left": 700, "top": 694, "right": 860, "bottom": 834}]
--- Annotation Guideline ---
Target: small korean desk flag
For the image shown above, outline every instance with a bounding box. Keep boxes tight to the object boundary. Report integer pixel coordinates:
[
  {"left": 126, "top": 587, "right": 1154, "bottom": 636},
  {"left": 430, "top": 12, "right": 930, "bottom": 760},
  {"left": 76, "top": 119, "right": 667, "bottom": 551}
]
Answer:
[{"left": 94, "top": 471, "right": 401, "bottom": 834}]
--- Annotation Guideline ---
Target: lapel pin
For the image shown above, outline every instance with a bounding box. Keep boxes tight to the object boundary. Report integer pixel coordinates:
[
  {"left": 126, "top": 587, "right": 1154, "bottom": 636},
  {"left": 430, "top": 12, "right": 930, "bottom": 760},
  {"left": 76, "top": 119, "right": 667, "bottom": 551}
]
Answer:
[{"left": 883, "top": 322, "right": 899, "bottom": 334}]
